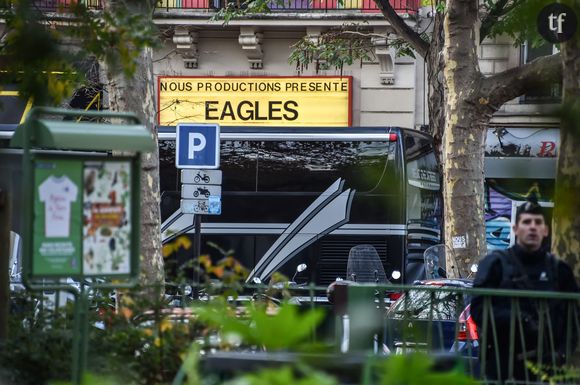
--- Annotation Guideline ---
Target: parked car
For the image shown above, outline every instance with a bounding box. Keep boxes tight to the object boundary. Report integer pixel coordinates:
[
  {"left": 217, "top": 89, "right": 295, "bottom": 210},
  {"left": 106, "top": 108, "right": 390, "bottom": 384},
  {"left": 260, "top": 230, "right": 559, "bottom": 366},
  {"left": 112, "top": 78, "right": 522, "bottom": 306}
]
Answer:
[{"left": 383, "top": 279, "right": 478, "bottom": 358}]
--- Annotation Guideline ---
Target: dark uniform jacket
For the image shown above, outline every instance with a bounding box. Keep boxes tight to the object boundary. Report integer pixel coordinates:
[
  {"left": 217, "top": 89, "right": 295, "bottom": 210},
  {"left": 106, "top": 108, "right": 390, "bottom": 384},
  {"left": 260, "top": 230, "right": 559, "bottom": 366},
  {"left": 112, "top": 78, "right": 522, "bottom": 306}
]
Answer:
[{"left": 471, "top": 244, "right": 578, "bottom": 383}]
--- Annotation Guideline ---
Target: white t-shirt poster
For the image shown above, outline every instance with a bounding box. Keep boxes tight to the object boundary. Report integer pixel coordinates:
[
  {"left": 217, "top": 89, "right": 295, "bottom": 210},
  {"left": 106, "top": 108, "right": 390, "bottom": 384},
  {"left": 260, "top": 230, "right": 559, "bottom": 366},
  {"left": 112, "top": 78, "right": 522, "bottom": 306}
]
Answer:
[
  {"left": 38, "top": 175, "right": 78, "bottom": 238},
  {"left": 33, "top": 159, "right": 82, "bottom": 276}
]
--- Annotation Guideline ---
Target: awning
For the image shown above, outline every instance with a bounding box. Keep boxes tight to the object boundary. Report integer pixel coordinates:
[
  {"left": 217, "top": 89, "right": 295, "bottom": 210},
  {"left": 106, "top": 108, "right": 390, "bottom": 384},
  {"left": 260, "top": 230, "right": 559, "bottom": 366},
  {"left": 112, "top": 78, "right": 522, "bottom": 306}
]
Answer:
[{"left": 10, "top": 107, "right": 155, "bottom": 152}]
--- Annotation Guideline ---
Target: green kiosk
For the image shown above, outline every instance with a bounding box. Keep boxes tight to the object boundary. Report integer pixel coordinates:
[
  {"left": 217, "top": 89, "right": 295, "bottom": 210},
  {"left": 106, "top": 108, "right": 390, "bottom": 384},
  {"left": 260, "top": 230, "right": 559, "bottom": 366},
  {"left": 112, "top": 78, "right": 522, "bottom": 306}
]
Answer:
[{"left": 11, "top": 107, "right": 155, "bottom": 384}]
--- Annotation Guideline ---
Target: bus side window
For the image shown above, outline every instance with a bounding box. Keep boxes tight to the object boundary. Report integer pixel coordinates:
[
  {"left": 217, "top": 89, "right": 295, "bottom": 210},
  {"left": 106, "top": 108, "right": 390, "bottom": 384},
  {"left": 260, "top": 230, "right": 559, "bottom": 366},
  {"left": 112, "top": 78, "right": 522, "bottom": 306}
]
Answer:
[
  {"left": 159, "top": 139, "right": 178, "bottom": 193},
  {"left": 221, "top": 140, "right": 259, "bottom": 192},
  {"left": 160, "top": 191, "right": 181, "bottom": 223},
  {"left": 404, "top": 131, "right": 442, "bottom": 248},
  {"left": 256, "top": 140, "right": 397, "bottom": 194}
]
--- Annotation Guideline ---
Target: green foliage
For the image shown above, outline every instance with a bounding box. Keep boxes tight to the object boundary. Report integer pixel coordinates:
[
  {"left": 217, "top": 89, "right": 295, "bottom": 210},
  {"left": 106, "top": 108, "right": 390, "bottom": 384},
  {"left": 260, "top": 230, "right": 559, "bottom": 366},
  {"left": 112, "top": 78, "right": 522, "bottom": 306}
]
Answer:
[
  {"left": 0, "top": 293, "right": 75, "bottom": 385},
  {"left": 0, "top": 0, "right": 81, "bottom": 105},
  {"left": 87, "top": 287, "right": 199, "bottom": 385},
  {"left": 388, "top": 37, "right": 416, "bottom": 59},
  {"left": 181, "top": 345, "right": 202, "bottom": 385},
  {"left": 375, "top": 353, "right": 478, "bottom": 385},
  {"left": 195, "top": 300, "right": 325, "bottom": 350},
  {"left": 68, "top": 2, "right": 159, "bottom": 76},
  {"left": 0, "top": 0, "right": 157, "bottom": 106},
  {"left": 163, "top": 235, "right": 193, "bottom": 259},
  {"left": 212, "top": 0, "right": 271, "bottom": 25},
  {"left": 226, "top": 365, "right": 338, "bottom": 385},
  {"left": 485, "top": 0, "right": 547, "bottom": 47},
  {"left": 0, "top": 286, "right": 201, "bottom": 385},
  {"left": 527, "top": 361, "right": 580, "bottom": 385},
  {"left": 197, "top": 254, "right": 249, "bottom": 286},
  {"left": 51, "top": 372, "right": 130, "bottom": 385},
  {"left": 162, "top": 236, "right": 254, "bottom": 306},
  {"left": 288, "top": 23, "right": 427, "bottom": 73},
  {"left": 288, "top": 27, "right": 374, "bottom": 73}
]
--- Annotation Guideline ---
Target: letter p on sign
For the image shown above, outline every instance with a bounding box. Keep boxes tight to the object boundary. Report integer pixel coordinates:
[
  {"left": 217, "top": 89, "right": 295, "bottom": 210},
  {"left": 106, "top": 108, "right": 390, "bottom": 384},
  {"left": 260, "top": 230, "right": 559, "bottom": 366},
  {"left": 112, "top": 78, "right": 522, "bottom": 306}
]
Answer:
[
  {"left": 188, "top": 132, "right": 206, "bottom": 159},
  {"left": 176, "top": 123, "right": 220, "bottom": 169}
]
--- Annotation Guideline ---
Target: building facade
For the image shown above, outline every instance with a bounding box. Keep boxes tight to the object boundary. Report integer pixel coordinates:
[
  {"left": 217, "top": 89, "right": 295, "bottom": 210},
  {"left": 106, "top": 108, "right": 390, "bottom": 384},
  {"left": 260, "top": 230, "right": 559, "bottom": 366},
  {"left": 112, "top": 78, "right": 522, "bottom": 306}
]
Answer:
[{"left": 152, "top": 1, "right": 426, "bottom": 129}]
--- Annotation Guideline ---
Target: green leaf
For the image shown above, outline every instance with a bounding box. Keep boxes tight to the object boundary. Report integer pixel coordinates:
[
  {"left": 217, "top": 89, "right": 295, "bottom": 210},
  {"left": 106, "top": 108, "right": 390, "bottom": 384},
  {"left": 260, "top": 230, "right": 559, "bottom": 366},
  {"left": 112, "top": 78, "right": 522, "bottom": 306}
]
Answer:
[
  {"left": 486, "top": 0, "right": 548, "bottom": 46},
  {"left": 50, "top": 372, "right": 129, "bottom": 385},
  {"left": 195, "top": 301, "right": 325, "bottom": 350},
  {"left": 377, "top": 353, "right": 478, "bottom": 385},
  {"left": 226, "top": 365, "right": 338, "bottom": 385}
]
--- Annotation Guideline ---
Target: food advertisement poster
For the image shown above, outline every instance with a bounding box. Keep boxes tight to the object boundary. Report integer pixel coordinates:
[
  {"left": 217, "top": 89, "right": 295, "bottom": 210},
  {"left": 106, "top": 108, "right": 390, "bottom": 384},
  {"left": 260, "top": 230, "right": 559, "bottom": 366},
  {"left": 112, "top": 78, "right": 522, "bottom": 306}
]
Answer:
[
  {"left": 33, "top": 159, "right": 83, "bottom": 276},
  {"left": 83, "top": 161, "right": 132, "bottom": 276}
]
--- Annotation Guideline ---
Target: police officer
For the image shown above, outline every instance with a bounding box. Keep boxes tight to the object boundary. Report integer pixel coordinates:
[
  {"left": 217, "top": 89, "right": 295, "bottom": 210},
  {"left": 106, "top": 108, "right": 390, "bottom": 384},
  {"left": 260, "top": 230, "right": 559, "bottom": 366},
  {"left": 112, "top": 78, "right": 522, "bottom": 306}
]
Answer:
[{"left": 471, "top": 200, "right": 578, "bottom": 384}]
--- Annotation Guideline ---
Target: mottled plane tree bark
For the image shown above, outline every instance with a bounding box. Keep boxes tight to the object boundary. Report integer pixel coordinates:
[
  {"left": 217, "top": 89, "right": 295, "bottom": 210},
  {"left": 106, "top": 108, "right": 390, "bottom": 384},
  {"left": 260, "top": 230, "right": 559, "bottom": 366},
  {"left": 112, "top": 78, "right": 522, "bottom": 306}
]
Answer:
[{"left": 552, "top": 0, "right": 580, "bottom": 279}]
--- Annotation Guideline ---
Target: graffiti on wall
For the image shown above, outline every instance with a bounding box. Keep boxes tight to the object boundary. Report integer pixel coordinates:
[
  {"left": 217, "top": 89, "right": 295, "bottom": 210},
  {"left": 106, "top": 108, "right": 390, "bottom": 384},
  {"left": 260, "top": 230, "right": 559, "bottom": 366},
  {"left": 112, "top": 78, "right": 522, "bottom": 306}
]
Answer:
[
  {"left": 485, "top": 181, "right": 552, "bottom": 251},
  {"left": 485, "top": 187, "right": 513, "bottom": 250}
]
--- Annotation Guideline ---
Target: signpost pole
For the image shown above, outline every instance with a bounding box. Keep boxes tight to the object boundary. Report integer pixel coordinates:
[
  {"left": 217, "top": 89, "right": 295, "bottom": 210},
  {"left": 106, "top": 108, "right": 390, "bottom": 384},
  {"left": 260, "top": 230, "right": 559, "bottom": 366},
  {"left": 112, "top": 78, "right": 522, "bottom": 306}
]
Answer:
[
  {"left": 175, "top": 123, "right": 221, "bottom": 297},
  {"left": 71, "top": 288, "right": 81, "bottom": 385},
  {"left": 71, "top": 285, "right": 89, "bottom": 385},
  {"left": 192, "top": 214, "right": 202, "bottom": 299}
]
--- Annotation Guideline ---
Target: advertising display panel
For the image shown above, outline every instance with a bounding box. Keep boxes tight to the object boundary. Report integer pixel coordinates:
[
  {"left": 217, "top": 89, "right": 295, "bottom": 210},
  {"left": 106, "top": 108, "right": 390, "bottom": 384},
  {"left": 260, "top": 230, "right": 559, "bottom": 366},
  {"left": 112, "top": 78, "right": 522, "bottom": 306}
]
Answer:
[
  {"left": 158, "top": 76, "right": 352, "bottom": 127},
  {"left": 32, "top": 156, "right": 134, "bottom": 278}
]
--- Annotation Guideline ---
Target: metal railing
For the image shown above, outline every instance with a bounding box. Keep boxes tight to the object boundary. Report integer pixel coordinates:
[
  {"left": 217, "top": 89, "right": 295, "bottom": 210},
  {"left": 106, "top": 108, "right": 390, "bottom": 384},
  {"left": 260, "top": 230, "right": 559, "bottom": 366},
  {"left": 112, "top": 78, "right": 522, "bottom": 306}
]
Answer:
[
  {"left": 0, "top": 0, "right": 417, "bottom": 15},
  {"left": 10, "top": 281, "right": 577, "bottom": 385},
  {"left": 173, "top": 282, "right": 580, "bottom": 385},
  {"left": 155, "top": 0, "right": 419, "bottom": 13},
  {"left": 0, "top": 0, "right": 103, "bottom": 11},
  {"left": 336, "top": 284, "right": 580, "bottom": 384}
]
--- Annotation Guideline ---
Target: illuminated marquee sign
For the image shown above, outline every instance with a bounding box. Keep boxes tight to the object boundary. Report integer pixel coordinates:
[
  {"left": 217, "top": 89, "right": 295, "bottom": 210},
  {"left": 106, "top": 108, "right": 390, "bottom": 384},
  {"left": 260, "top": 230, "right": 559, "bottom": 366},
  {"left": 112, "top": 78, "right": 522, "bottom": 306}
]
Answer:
[{"left": 158, "top": 76, "right": 352, "bottom": 127}]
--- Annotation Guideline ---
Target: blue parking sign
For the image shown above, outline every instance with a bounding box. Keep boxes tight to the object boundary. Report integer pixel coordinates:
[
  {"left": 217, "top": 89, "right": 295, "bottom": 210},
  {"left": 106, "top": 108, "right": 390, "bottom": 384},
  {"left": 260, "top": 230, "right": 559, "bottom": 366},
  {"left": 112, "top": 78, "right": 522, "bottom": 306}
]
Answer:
[{"left": 176, "top": 124, "right": 220, "bottom": 169}]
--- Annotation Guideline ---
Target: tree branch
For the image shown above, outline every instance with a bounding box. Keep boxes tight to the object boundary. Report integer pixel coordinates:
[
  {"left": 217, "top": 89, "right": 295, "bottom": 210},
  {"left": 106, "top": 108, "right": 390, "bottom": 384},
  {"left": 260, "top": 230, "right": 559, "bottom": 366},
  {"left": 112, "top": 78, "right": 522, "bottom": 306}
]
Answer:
[
  {"left": 374, "top": 0, "right": 429, "bottom": 58},
  {"left": 482, "top": 53, "right": 562, "bottom": 108}
]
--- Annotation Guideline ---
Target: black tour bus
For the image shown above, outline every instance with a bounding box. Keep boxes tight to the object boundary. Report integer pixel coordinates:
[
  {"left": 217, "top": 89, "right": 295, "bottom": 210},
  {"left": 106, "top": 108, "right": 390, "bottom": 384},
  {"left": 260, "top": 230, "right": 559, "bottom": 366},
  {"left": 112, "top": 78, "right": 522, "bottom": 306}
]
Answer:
[{"left": 159, "top": 126, "right": 442, "bottom": 286}]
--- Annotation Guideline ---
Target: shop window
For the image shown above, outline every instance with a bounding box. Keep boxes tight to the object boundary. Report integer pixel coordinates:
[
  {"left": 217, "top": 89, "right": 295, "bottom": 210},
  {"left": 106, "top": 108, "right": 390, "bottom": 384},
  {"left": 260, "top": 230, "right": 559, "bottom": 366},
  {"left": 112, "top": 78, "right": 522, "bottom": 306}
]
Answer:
[{"left": 520, "top": 42, "right": 561, "bottom": 103}]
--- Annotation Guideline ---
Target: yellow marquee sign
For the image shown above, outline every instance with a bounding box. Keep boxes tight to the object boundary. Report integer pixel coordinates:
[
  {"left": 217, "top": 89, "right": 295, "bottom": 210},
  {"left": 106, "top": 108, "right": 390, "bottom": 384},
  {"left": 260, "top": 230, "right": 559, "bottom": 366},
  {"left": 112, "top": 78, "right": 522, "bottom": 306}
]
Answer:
[{"left": 157, "top": 76, "right": 352, "bottom": 127}]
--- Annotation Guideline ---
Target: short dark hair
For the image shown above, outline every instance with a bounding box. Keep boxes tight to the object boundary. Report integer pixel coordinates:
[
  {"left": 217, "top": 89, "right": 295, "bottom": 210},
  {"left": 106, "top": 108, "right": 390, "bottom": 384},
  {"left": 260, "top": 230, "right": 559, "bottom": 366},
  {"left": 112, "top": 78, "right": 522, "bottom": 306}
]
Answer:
[{"left": 515, "top": 200, "right": 544, "bottom": 224}]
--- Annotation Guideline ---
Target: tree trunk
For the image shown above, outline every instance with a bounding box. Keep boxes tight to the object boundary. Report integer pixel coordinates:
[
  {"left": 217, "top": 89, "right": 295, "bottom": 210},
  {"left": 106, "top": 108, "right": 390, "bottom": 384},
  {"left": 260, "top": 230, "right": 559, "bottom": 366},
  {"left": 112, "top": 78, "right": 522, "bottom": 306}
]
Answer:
[
  {"left": 427, "top": 9, "right": 446, "bottom": 164},
  {"left": 442, "top": 0, "right": 488, "bottom": 277},
  {"left": 104, "top": 0, "right": 164, "bottom": 288},
  {"left": 441, "top": 104, "right": 488, "bottom": 277},
  {"left": 551, "top": 0, "right": 580, "bottom": 279},
  {"left": 426, "top": 10, "right": 448, "bottom": 254}
]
